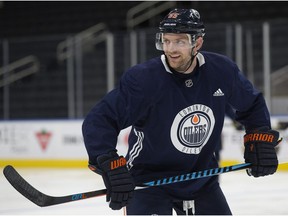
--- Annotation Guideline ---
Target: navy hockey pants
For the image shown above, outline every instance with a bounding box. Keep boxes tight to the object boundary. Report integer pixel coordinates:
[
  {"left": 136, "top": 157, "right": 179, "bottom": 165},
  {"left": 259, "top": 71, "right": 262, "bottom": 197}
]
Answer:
[{"left": 125, "top": 183, "right": 232, "bottom": 215}]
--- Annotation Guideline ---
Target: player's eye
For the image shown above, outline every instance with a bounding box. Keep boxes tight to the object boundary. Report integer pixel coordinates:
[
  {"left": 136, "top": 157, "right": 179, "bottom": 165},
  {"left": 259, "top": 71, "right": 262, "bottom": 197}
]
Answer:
[{"left": 162, "top": 39, "right": 170, "bottom": 44}]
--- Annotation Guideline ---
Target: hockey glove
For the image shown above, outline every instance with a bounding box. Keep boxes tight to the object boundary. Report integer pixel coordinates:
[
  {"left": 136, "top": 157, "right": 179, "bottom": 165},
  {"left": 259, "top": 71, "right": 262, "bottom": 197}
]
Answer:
[
  {"left": 90, "top": 151, "right": 135, "bottom": 210},
  {"left": 244, "top": 127, "right": 279, "bottom": 177}
]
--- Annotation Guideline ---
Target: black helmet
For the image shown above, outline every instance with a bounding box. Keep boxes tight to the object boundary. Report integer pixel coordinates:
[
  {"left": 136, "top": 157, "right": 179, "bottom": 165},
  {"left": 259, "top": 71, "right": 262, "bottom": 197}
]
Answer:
[
  {"left": 159, "top": 8, "right": 205, "bottom": 37},
  {"left": 155, "top": 8, "right": 205, "bottom": 50}
]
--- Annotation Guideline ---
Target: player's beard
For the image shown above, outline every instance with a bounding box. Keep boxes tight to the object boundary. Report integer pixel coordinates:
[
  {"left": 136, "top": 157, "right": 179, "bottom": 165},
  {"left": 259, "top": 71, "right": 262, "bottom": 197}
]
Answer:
[{"left": 166, "top": 54, "right": 193, "bottom": 73}]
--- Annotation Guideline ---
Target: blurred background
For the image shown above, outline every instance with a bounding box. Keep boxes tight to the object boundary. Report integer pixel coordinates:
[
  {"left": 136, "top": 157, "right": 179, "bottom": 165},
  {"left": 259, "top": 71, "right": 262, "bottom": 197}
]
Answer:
[
  {"left": 0, "top": 1, "right": 288, "bottom": 168},
  {"left": 1, "top": 1, "right": 288, "bottom": 119}
]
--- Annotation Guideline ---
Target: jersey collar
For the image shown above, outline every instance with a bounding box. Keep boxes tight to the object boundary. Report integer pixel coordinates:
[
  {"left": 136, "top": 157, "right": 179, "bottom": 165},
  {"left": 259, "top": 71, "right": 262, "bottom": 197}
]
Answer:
[{"left": 161, "top": 52, "right": 205, "bottom": 74}]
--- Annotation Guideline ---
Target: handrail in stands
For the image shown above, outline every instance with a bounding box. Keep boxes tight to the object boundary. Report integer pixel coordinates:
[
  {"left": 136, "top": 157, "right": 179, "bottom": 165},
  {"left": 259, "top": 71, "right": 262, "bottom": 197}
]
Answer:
[
  {"left": 55, "top": 22, "right": 114, "bottom": 118},
  {"left": 271, "top": 64, "right": 288, "bottom": 86},
  {"left": 56, "top": 22, "right": 108, "bottom": 62},
  {"left": 0, "top": 55, "right": 40, "bottom": 88},
  {"left": 126, "top": 1, "right": 176, "bottom": 30}
]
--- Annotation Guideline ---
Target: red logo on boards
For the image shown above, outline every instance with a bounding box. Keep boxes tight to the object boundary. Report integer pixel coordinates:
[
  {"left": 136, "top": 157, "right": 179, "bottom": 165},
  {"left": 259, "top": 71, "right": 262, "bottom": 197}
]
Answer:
[{"left": 36, "top": 130, "right": 52, "bottom": 151}]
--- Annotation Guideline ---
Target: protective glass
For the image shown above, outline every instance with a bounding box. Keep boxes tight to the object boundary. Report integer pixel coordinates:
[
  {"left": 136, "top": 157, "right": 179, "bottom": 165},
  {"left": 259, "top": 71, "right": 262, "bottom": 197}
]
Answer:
[{"left": 155, "top": 33, "right": 194, "bottom": 51}]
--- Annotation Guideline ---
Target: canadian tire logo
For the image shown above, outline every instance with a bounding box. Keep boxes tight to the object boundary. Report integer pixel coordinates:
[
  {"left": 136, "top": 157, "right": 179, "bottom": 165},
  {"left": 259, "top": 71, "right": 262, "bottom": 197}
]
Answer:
[{"left": 36, "top": 130, "right": 52, "bottom": 151}]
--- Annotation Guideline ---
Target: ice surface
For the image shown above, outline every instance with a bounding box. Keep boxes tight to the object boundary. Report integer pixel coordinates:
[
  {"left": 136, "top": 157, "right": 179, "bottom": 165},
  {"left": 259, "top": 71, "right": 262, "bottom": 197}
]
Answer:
[{"left": 1, "top": 167, "right": 287, "bottom": 215}]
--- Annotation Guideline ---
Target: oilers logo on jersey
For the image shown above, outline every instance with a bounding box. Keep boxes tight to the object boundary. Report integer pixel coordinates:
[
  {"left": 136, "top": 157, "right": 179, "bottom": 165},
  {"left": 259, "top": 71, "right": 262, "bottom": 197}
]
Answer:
[{"left": 170, "top": 104, "right": 215, "bottom": 154}]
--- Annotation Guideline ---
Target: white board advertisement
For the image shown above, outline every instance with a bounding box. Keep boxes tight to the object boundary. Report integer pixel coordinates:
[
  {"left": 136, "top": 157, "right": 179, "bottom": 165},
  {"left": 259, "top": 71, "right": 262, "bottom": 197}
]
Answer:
[{"left": 0, "top": 117, "right": 287, "bottom": 165}]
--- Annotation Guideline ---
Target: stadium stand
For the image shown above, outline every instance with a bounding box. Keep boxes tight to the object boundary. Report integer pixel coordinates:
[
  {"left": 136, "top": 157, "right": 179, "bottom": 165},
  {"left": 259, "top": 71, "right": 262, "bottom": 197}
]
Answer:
[{"left": 1, "top": 2, "right": 288, "bottom": 119}]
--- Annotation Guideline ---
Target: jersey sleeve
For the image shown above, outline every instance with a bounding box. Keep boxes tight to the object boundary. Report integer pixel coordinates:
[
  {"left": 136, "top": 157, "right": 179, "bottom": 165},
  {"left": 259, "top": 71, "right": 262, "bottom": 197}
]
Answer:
[
  {"left": 227, "top": 63, "right": 271, "bottom": 131},
  {"left": 82, "top": 66, "right": 152, "bottom": 164}
]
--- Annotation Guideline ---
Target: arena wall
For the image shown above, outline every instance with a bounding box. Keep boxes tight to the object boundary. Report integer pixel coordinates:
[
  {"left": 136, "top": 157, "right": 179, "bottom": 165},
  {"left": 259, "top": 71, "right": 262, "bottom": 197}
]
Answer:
[{"left": 0, "top": 117, "right": 287, "bottom": 170}]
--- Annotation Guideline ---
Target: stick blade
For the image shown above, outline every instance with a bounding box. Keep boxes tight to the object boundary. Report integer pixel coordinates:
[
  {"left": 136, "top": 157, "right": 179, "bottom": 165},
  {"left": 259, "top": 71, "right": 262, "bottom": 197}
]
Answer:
[{"left": 3, "top": 165, "right": 50, "bottom": 207}]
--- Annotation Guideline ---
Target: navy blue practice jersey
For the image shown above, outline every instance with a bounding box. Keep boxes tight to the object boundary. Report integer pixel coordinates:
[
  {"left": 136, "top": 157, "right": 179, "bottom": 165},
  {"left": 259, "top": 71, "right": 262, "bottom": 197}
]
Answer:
[{"left": 82, "top": 51, "right": 271, "bottom": 199}]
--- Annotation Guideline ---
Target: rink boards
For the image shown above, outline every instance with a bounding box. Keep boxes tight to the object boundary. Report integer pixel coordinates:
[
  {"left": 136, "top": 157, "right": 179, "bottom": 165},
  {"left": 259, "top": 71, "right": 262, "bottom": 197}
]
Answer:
[{"left": 0, "top": 117, "right": 288, "bottom": 170}]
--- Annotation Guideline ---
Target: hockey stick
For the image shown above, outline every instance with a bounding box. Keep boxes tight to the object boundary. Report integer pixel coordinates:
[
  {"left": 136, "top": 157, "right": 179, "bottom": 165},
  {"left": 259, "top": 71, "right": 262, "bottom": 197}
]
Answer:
[
  {"left": 3, "top": 163, "right": 251, "bottom": 207},
  {"left": 3, "top": 165, "right": 107, "bottom": 207}
]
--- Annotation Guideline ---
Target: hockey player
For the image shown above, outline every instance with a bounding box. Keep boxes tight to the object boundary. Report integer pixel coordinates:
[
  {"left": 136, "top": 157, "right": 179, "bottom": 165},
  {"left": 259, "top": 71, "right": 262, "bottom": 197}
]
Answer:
[{"left": 82, "top": 8, "right": 280, "bottom": 215}]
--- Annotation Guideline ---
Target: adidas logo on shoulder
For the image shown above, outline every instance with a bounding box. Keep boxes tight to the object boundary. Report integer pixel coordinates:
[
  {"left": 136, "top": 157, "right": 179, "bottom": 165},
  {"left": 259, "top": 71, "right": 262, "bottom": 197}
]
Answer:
[{"left": 213, "top": 88, "right": 225, "bottom": 96}]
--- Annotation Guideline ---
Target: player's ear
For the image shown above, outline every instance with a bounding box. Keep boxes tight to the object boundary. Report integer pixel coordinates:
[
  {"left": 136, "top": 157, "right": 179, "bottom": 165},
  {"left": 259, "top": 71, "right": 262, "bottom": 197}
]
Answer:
[{"left": 195, "top": 37, "right": 203, "bottom": 50}]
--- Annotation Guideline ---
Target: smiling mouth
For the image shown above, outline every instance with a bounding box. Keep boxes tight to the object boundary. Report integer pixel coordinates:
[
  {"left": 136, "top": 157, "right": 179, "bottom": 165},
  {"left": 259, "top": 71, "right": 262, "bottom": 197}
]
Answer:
[
  {"left": 169, "top": 54, "right": 180, "bottom": 59},
  {"left": 168, "top": 55, "right": 181, "bottom": 63}
]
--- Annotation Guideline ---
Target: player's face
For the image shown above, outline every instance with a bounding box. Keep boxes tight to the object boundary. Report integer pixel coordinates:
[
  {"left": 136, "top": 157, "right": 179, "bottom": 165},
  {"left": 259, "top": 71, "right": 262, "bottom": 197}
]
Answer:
[{"left": 162, "top": 33, "right": 193, "bottom": 72}]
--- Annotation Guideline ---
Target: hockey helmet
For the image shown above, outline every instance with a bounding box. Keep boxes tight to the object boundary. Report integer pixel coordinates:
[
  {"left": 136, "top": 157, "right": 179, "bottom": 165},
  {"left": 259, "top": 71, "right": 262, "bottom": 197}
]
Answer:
[{"left": 156, "top": 8, "right": 205, "bottom": 50}]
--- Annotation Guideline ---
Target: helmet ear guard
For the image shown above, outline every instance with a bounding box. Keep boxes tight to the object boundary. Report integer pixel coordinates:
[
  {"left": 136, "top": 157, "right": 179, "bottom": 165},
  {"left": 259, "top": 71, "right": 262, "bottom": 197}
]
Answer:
[{"left": 155, "top": 33, "right": 163, "bottom": 50}]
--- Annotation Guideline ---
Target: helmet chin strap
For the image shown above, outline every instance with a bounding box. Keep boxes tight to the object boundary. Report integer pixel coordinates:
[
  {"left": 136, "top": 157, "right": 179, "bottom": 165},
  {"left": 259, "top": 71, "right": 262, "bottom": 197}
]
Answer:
[
  {"left": 177, "top": 35, "right": 198, "bottom": 73},
  {"left": 179, "top": 46, "right": 198, "bottom": 73},
  {"left": 183, "top": 51, "right": 197, "bottom": 73}
]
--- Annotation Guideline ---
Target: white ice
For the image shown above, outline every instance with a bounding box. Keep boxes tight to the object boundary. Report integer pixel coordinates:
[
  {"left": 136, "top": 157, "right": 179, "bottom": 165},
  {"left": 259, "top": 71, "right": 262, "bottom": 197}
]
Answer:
[{"left": 0, "top": 167, "right": 288, "bottom": 215}]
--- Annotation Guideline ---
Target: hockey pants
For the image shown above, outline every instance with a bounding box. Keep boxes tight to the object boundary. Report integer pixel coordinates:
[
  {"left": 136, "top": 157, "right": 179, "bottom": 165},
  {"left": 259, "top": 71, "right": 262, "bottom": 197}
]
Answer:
[{"left": 125, "top": 182, "right": 232, "bottom": 215}]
